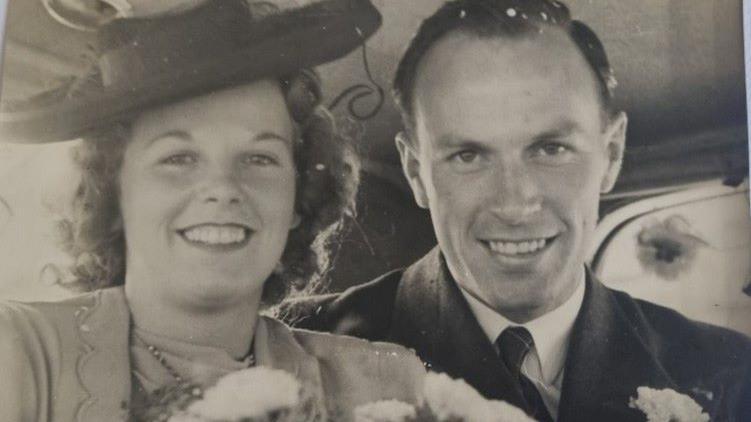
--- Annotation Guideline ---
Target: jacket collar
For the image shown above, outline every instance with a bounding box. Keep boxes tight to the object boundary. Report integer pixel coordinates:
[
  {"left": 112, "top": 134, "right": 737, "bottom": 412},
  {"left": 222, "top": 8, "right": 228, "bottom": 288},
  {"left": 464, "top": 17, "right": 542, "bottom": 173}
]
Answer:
[
  {"left": 391, "top": 248, "right": 678, "bottom": 421},
  {"left": 391, "top": 247, "right": 528, "bottom": 409},
  {"left": 74, "top": 288, "right": 330, "bottom": 421},
  {"left": 557, "top": 269, "right": 678, "bottom": 422}
]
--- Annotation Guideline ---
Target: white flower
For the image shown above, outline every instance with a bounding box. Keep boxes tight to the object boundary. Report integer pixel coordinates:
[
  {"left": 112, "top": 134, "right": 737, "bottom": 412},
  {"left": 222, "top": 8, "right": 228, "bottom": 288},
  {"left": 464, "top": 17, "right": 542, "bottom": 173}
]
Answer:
[
  {"left": 629, "top": 386, "right": 710, "bottom": 422},
  {"left": 354, "top": 400, "right": 417, "bottom": 422},
  {"left": 423, "top": 372, "right": 535, "bottom": 422},
  {"left": 177, "top": 367, "right": 301, "bottom": 421}
]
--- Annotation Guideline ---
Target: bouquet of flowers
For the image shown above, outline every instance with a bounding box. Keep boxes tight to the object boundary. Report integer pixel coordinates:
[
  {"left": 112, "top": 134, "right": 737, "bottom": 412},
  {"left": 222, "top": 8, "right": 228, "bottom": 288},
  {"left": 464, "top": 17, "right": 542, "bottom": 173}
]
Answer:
[
  {"left": 629, "top": 386, "right": 710, "bottom": 422},
  {"left": 131, "top": 367, "right": 323, "bottom": 422},
  {"left": 353, "top": 372, "right": 535, "bottom": 422}
]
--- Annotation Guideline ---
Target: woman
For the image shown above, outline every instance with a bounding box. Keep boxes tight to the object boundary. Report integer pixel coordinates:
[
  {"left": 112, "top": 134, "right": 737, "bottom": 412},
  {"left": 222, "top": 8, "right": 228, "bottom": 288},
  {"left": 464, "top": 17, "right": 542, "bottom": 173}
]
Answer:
[{"left": 0, "top": 1, "right": 424, "bottom": 421}]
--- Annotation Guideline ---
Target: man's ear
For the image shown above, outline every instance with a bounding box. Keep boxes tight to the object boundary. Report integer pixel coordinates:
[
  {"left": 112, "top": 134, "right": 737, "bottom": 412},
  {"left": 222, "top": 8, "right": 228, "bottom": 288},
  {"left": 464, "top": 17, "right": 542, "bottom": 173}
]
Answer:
[
  {"left": 395, "top": 131, "right": 429, "bottom": 209},
  {"left": 289, "top": 213, "right": 301, "bottom": 230},
  {"left": 110, "top": 214, "right": 124, "bottom": 234},
  {"left": 600, "top": 112, "right": 627, "bottom": 194}
]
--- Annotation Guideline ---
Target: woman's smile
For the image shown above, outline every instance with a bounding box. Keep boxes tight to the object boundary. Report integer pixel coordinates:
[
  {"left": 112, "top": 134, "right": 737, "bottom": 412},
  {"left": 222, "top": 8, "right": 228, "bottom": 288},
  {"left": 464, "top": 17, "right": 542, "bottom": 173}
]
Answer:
[{"left": 178, "top": 223, "right": 253, "bottom": 250}]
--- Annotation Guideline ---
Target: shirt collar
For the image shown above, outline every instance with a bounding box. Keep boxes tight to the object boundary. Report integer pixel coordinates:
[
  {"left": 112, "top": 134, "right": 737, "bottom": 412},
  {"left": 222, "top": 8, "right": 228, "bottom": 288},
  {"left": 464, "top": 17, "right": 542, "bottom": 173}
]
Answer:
[{"left": 460, "top": 272, "right": 586, "bottom": 384}]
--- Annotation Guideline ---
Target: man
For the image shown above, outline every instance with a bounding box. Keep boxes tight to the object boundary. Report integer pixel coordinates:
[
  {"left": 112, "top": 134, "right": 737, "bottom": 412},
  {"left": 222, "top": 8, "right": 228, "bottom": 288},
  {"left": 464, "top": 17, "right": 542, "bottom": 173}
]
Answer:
[{"left": 284, "top": 1, "right": 751, "bottom": 420}]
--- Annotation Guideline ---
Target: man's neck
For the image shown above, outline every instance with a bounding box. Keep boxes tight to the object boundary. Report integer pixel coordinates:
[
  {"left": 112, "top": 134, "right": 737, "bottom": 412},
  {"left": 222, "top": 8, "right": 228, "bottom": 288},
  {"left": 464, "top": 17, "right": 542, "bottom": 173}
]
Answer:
[
  {"left": 459, "top": 267, "right": 586, "bottom": 324},
  {"left": 511, "top": 277, "right": 583, "bottom": 324}
]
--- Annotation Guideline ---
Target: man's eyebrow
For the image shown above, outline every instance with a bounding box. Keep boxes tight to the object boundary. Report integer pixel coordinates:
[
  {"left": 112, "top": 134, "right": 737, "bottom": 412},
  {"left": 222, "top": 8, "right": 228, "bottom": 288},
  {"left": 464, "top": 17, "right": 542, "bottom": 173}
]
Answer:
[
  {"left": 145, "top": 130, "right": 192, "bottom": 148},
  {"left": 434, "top": 135, "right": 488, "bottom": 150},
  {"left": 533, "top": 120, "right": 583, "bottom": 141}
]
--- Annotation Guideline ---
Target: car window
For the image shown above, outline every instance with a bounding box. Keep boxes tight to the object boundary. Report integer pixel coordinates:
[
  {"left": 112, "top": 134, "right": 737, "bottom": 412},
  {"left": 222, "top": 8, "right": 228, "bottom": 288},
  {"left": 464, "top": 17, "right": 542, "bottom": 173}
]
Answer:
[{"left": 592, "top": 184, "right": 751, "bottom": 336}]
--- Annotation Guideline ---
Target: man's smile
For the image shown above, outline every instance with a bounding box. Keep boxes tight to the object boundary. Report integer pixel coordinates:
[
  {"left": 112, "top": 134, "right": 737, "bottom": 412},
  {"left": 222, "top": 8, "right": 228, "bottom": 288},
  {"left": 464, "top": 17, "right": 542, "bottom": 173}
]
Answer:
[{"left": 480, "top": 235, "right": 558, "bottom": 258}]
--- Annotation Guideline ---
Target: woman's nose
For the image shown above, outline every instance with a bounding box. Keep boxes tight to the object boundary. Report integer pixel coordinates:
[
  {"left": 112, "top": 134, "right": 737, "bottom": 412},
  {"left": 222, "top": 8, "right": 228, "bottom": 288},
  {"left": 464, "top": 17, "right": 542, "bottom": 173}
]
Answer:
[
  {"left": 199, "top": 170, "right": 243, "bottom": 205},
  {"left": 486, "top": 165, "right": 543, "bottom": 225}
]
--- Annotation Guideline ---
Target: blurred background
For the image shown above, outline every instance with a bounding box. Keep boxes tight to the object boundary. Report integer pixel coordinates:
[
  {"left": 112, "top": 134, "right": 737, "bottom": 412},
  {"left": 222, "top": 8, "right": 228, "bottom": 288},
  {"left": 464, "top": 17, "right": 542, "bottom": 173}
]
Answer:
[{"left": 1, "top": 0, "right": 749, "bottom": 334}]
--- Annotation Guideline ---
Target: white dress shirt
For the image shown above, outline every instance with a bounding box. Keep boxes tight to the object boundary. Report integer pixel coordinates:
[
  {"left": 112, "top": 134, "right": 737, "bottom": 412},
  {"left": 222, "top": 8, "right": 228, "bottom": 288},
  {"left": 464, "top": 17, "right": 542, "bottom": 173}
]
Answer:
[{"left": 460, "top": 275, "right": 586, "bottom": 421}]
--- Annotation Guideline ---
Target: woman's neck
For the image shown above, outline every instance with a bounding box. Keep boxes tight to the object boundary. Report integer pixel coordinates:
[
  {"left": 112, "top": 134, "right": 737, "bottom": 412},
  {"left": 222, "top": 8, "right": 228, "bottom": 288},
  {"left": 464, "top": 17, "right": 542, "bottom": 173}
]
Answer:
[{"left": 124, "top": 282, "right": 262, "bottom": 360}]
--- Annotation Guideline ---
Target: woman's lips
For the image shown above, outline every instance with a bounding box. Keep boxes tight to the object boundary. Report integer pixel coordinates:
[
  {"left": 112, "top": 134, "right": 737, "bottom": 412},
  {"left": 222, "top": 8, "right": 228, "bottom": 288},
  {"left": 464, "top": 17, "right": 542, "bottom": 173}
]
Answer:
[{"left": 178, "top": 223, "right": 252, "bottom": 247}]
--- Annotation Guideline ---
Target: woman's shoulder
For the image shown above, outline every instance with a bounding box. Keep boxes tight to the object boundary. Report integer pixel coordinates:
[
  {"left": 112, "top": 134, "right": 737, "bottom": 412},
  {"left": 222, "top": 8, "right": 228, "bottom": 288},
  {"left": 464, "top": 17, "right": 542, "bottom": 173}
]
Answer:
[
  {"left": 291, "top": 323, "right": 424, "bottom": 371},
  {"left": 263, "top": 316, "right": 426, "bottom": 414},
  {"left": 0, "top": 287, "right": 127, "bottom": 342},
  {"left": 0, "top": 289, "right": 102, "bottom": 324}
]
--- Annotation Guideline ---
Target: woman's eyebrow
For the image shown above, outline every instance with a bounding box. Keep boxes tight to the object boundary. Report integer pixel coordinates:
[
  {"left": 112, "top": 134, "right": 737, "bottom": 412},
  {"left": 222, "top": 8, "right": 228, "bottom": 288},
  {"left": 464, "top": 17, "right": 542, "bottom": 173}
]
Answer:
[
  {"left": 145, "top": 130, "right": 193, "bottom": 148},
  {"left": 253, "top": 131, "right": 290, "bottom": 143}
]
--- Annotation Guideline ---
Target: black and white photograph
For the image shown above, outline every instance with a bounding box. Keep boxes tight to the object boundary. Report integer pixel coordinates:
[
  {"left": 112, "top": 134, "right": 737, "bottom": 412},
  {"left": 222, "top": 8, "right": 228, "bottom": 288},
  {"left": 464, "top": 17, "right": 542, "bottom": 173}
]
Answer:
[{"left": 0, "top": 0, "right": 748, "bottom": 421}]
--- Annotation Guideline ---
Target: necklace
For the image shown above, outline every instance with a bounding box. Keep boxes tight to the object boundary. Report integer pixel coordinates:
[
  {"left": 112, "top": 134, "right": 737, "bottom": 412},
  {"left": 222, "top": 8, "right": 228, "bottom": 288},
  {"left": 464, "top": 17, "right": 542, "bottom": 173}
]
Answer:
[{"left": 134, "top": 333, "right": 257, "bottom": 386}]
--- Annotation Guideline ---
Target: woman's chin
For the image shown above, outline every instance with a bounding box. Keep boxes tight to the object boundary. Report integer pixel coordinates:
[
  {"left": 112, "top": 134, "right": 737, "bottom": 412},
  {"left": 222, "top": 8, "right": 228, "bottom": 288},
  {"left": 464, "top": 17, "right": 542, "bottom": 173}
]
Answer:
[{"left": 170, "top": 274, "right": 266, "bottom": 308}]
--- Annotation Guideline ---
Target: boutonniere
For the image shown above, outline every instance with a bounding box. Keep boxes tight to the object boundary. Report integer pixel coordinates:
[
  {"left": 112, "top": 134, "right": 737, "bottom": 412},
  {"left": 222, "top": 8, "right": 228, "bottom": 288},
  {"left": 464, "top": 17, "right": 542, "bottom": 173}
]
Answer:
[
  {"left": 354, "top": 372, "right": 535, "bottom": 422},
  {"left": 629, "top": 386, "right": 710, "bottom": 422},
  {"left": 131, "top": 367, "right": 323, "bottom": 422}
]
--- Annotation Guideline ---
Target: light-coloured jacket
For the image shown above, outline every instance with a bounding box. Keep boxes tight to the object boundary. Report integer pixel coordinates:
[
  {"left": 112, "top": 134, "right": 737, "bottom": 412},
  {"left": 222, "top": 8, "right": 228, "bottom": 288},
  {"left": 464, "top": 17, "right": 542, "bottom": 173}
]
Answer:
[{"left": 0, "top": 287, "right": 426, "bottom": 421}]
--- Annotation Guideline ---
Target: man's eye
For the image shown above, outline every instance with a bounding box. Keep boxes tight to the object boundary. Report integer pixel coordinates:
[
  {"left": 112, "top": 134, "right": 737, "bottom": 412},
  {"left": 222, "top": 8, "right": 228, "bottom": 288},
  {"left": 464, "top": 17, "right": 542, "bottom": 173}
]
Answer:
[
  {"left": 450, "top": 150, "right": 480, "bottom": 164},
  {"left": 160, "top": 153, "right": 198, "bottom": 166},
  {"left": 535, "top": 143, "right": 570, "bottom": 156},
  {"left": 242, "top": 154, "right": 278, "bottom": 166}
]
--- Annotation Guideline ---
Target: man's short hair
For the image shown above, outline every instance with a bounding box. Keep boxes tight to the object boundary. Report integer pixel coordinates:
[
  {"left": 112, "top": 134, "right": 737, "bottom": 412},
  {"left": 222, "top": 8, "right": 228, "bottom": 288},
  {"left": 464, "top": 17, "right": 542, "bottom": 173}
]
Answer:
[{"left": 393, "top": 0, "right": 617, "bottom": 138}]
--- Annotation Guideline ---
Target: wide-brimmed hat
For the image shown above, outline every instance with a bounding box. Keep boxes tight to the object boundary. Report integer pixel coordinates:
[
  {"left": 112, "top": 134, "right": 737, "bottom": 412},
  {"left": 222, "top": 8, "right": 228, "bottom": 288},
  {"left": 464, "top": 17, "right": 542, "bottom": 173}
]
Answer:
[{"left": 0, "top": 0, "right": 382, "bottom": 143}]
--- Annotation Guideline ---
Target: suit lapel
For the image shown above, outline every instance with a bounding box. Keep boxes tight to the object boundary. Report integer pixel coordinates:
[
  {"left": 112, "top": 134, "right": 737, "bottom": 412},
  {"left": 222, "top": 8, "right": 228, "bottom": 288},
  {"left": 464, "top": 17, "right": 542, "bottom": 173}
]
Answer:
[
  {"left": 558, "top": 272, "right": 678, "bottom": 422},
  {"left": 390, "top": 248, "right": 526, "bottom": 408}
]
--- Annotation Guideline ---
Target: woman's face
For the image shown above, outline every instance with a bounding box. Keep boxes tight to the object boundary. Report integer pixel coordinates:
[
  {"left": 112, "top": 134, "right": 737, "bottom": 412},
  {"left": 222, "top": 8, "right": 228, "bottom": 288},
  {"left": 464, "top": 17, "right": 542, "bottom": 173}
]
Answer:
[{"left": 119, "top": 80, "right": 299, "bottom": 309}]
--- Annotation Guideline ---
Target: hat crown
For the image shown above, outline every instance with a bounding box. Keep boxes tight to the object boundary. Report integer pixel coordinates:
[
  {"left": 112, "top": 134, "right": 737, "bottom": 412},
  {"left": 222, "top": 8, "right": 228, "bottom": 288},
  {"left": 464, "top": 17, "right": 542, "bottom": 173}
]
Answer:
[{"left": 2, "top": 0, "right": 381, "bottom": 143}]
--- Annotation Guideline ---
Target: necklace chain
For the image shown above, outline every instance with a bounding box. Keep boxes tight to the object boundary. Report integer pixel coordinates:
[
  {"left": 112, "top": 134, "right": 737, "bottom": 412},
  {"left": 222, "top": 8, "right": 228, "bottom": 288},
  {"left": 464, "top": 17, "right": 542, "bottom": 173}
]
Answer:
[
  {"left": 144, "top": 343, "right": 188, "bottom": 384},
  {"left": 135, "top": 333, "right": 256, "bottom": 386}
]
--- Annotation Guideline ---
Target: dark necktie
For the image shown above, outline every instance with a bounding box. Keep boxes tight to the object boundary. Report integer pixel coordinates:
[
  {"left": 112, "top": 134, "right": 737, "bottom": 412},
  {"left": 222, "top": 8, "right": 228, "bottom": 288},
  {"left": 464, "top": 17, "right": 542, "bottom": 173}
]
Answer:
[{"left": 496, "top": 326, "right": 555, "bottom": 422}]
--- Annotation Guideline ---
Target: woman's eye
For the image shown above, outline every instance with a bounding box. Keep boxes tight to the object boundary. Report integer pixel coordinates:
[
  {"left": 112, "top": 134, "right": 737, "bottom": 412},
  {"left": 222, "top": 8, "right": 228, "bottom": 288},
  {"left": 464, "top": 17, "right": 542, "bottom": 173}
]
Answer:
[
  {"left": 241, "top": 154, "right": 279, "bottom": 167},
  {"left": 160, "top": 153, "right": 198, "bottom": 166}
]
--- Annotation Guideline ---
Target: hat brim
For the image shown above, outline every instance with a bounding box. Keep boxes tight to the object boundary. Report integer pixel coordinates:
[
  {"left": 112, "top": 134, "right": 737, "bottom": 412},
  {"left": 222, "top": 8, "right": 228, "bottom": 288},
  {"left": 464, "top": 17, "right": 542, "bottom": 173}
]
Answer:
[{"left": 1, "top": 0, "right": 382, "bottom": 143}]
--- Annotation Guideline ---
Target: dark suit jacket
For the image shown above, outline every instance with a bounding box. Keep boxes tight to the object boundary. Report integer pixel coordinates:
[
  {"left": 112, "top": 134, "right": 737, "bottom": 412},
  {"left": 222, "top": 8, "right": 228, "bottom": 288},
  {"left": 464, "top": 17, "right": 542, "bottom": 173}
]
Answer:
[{"left": 282, "top": 247, "right": 751, "bottom": 421}]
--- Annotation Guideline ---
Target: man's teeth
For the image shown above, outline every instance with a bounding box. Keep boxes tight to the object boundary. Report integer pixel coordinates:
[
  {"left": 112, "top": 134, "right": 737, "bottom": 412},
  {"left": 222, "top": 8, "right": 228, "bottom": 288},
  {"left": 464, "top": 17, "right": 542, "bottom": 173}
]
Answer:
[
  {"left": 182, "top": 226, "right": 247, "bottom": 245},
  {"left": 488, "top": 238, "right": 547, "bottom": 255}
]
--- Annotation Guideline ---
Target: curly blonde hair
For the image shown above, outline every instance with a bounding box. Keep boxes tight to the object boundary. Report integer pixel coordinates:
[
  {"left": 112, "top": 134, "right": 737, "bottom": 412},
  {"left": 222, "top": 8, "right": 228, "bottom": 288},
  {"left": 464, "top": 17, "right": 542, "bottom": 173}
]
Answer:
[{"left": 56, "top": 70, "right": 359, "bottom": 303}]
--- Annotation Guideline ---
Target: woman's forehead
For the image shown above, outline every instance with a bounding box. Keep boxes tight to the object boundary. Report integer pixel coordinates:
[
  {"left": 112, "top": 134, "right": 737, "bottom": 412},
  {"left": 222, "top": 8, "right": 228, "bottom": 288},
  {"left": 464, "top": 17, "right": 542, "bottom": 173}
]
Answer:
[{"left": 130, "top": 79, "right": 295, "bottom": 144}]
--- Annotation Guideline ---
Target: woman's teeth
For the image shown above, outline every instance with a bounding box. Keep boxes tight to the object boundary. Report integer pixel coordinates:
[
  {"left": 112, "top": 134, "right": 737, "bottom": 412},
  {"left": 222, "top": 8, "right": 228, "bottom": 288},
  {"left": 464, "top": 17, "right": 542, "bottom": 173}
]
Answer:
[
  {"left": 488, "top": 238, "right": 548, "bottom": 255},
  {"left": 182, "top": 225, "right": 247, "bottom": 245}
]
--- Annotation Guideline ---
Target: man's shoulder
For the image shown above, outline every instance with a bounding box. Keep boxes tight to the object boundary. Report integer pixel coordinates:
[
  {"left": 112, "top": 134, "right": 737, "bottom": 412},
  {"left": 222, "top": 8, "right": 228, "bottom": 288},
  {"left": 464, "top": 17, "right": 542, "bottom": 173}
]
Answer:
[
  {"left": 280, "top": 268, "right": 407, "bottom": 340},
  {"left": 607, "top": 285, "right": 751, "bottom": 373}
]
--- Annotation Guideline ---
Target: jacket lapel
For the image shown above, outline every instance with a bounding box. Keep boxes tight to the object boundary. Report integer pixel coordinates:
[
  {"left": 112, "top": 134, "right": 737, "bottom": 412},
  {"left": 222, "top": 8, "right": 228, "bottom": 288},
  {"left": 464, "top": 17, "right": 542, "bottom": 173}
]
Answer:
[
  {"left": 558, "top": 272, "right": 678, "bottom": 422},
  {"left": 390, "top": 248, "right": 526, "bottom": 408},
  {"left": 76, "top": 287, "right": 132, "bottom": 421}
]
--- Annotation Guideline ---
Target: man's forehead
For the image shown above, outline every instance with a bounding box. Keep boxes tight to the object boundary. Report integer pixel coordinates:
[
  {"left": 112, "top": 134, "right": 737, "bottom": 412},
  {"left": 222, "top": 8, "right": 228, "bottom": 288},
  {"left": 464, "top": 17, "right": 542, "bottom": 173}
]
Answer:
[
  {"left": 411, "top": 30, "right": 604, "bottom": 137},
  {"left": 413, "top": 29, "right": 597, "bottom": 99}
]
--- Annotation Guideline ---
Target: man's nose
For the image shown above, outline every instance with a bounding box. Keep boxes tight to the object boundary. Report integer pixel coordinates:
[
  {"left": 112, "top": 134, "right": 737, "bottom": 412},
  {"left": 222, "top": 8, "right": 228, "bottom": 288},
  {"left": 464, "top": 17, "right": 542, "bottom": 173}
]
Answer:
[{"left": 486, "top": 164, "right": 542, "bottom": 225}]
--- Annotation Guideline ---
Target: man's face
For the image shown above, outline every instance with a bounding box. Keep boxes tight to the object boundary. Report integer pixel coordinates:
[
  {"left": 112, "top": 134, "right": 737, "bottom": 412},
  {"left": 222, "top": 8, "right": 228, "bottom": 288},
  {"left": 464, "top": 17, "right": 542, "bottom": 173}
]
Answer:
[{"left": 399, "top": 30, "right": 626, "bottom": 322}]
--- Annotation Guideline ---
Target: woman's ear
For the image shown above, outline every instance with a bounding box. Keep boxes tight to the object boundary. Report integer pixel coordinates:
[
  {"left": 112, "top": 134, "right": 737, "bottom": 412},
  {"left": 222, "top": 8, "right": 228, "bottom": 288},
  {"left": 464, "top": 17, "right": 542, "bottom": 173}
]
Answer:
[
  {"left": 395, "top": 131, "right": 429, "bottom": 209},
  {"left": 600, "top": 112, "right": 628, "bottom": 194}
]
